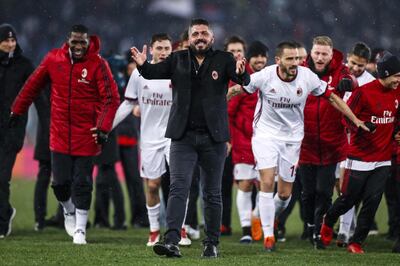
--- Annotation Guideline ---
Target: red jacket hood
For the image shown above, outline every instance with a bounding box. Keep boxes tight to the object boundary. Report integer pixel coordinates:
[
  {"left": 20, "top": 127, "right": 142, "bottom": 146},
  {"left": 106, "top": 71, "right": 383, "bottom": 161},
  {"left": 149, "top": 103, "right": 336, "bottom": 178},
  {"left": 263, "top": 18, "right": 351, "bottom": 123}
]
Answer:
[
  {"left": 304, "top": 48, "right": 344, "bottom": 76},
  {"left": 61, "top": 35, "right": 101, "bottom": 59}
]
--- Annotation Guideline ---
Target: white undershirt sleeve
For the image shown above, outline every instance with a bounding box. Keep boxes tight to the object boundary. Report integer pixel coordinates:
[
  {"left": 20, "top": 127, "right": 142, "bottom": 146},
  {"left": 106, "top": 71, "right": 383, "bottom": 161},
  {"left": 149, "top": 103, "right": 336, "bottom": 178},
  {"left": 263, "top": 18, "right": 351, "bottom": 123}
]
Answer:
[{"left": 112, "top": 99, "right": 136, "bottom": 130}]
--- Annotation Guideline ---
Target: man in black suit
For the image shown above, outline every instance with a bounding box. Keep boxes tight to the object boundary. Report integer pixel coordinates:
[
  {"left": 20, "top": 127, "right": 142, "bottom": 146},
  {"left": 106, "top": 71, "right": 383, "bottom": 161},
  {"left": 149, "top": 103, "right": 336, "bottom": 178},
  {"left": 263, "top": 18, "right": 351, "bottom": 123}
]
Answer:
[{"left": 131, "top": 18, "right": 249, "bottom": 258}]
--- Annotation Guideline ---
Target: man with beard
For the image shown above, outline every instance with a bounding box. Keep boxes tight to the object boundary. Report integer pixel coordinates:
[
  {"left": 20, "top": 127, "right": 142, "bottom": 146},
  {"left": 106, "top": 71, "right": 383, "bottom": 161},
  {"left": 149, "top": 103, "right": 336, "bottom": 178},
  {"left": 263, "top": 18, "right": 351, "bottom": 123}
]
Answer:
[
  {"left": 11, "top": 25, "right": 120, "bottom": 244},
  {"left": 228, "top": 40, "right": 268, "bottom": 244},
  {"left": 130, "top": 18, "right": 249, "bottom": 258},
  {"left": 298, "top": 36, "right": 357, "bottom": 249},
  {"left": 240, "top": 41, "right": 369, "bottom": 252}
]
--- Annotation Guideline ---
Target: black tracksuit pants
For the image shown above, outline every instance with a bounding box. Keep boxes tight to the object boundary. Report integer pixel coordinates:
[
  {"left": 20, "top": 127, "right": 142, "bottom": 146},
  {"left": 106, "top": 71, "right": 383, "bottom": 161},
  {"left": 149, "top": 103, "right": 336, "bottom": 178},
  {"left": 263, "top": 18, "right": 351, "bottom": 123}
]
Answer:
[
  {"left": 34, "top": 160, "right": 52, "bottom": 224},
  {"left": 324, "top": 166, "right": 390, "bottom": 244}
]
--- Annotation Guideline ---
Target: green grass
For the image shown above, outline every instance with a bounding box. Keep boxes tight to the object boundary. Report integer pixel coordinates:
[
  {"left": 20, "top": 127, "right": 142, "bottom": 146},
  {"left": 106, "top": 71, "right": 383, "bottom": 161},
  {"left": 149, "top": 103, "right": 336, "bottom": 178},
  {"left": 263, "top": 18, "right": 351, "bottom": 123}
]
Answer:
[{"left": 1, "top": 179, "right": 399, "bottom": 265}]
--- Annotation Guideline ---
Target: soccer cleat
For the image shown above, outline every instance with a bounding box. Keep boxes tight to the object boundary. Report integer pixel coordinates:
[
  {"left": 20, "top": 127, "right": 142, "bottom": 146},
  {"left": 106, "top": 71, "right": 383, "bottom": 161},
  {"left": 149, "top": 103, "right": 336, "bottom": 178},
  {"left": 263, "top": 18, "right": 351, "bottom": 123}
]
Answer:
[
  {"left": 220, "top": 224, "right": 232, "bottom": 236},
  {"left": 239, "top": 235, "right": 252, "bottom": 244},
  {"left": 347, "top": 242, "right": 364, "bottom": 254},
  {"left": 313, "top": 235, "right": 326, "bottom": 250},
  {"left": 184, "top": 225, "right": 200, "bottom": 240},
  {"left": 263, "top": 236, "right": 276, "bottom": 252},
  {"left": 5, "top": 208, "right": 16, "bottom": 237},
  {"left": 178, "top": 228, "right": 192, "bottom": 246},
  {"left": 201, "top": 243, "right": 218, "bottom": 258},
  {"left": 146, "top": 230, "right": 160, "bottom": 247},
  {"left": 73, "top": 229, "right": 87, "bottom": 245},
  {"left": 251, "top": 216, "right": 262, "bottom": 241},
  {"left": 320, "top": 222, "right": 333, "bottom": 247},
  {"left": 63, "top": 212, "right": 76, "bottom": 237},
  {"left": 277, "top": 228, "right": 286, "bottom": 242},
  {"left": 336, "top": 233, "right": 349, "bottom": 247},
  {"left": 392, "top": 238, "right": 400, "bottom": 253}
]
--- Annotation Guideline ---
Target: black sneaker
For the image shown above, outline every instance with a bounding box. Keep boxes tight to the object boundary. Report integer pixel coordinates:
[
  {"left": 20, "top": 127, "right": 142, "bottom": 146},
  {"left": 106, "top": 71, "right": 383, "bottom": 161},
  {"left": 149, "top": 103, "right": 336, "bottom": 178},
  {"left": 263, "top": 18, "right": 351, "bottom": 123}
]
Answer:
[
  {"left": 0, "top": 208, "right": 16, "bottom": 238},
  {"left": 153, "top": 242, "right": 182, "bottom": 258},
  {"left": 313, "top": 235, "right": 326, "bottom": 250},
  {"left": 201, "top": 243, "right": 218, "bottom": 258},
  {"left": 277, "top": 228, "right": 286, "bottom": 242}
]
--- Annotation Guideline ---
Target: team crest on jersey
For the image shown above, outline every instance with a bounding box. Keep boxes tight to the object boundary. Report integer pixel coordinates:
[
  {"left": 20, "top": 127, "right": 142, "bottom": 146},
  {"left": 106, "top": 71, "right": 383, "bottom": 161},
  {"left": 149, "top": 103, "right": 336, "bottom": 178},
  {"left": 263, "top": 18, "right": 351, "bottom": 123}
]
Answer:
[
  {"left": 296, "top": 87, "right": 303, "bottom": 97},
  {"left": 78, "top": 68, "right": 90, "bottom": 84},
  {"left": 212, "top": 70, "right": 218, "bottom": 80},
  {"left": 395, "top": 99, "right": 399, "bottom": 109}
]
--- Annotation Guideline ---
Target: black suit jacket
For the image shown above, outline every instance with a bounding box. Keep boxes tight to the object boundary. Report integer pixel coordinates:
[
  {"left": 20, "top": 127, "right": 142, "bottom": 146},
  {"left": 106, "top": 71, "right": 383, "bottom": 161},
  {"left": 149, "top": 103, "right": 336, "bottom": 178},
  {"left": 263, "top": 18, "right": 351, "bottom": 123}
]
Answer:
[{"left": 138, "top": 48, "right": 250, "bottom": 142}]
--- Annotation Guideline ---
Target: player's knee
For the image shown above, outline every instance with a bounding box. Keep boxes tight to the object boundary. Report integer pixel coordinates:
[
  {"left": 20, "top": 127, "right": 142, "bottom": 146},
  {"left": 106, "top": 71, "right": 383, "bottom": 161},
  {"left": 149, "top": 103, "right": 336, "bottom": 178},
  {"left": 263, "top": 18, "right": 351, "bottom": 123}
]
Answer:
[
  {"left": 147, "top": 181, "right": 160, "bottom": 195},
  {"left": 277, "top": 192, "right": 291, "bottom": 201}
]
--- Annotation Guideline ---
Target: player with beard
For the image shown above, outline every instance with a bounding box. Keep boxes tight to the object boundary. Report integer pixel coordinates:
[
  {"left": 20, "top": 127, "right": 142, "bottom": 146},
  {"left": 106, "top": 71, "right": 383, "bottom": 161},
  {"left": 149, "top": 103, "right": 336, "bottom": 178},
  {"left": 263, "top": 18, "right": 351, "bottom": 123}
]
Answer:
[
  {"left": 130, "top": 18, "right": 249, "bottom": 258},
  {"left": 239, "top": 41, "right": 369, "bottom": 252}
]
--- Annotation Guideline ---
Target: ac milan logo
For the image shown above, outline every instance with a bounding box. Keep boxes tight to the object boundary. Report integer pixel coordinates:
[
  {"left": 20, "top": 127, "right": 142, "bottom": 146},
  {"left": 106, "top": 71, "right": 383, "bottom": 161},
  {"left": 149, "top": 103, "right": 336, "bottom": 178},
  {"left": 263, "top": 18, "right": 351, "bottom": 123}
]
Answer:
[
  {"left": 296, "top": 87, "right": 303, "bottom": 97},
  {"left": 395, "top": 99, "right": 399, "bottom": 109},
  {"left": 212, "top": 70, "right": 218, "bottom": 80},
  {"left": 81, "top": 68, "right": 88, "bottom": 78}
]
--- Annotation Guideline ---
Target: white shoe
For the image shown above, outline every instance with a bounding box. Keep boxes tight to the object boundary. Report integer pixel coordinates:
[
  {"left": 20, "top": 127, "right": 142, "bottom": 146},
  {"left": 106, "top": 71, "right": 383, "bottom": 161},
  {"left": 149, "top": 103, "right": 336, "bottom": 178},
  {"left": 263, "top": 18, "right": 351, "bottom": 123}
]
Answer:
[
  {"left": 185, "top": 225, "right": 200, "bottom": 240},
  {"left": 64, "top": 212, "right": 76, "bottom": 237},
  {"left": 73, "top": 229, "right": 87, "bottom": 245},
  {"left": 179, "top": 228, "right": 192, "bottom": 246},
  {"left": 146, "top": 231, "right": 160, "bottom": 247}
]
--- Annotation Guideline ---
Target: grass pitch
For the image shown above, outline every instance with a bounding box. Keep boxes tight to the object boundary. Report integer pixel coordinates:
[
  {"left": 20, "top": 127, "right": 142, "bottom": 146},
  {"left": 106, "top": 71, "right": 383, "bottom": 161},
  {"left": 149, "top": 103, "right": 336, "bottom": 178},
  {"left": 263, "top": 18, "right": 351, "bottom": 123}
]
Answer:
[{"left": 0, "top": 179, "right": 399, "bottom": 265}]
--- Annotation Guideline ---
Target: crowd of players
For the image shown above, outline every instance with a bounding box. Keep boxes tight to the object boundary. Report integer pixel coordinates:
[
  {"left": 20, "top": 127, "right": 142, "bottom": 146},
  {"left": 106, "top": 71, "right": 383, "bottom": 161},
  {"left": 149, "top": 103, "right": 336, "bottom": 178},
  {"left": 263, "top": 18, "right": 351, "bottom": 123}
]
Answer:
[{"left": 1, "top": 18, "right": 400, "bottom": 257}]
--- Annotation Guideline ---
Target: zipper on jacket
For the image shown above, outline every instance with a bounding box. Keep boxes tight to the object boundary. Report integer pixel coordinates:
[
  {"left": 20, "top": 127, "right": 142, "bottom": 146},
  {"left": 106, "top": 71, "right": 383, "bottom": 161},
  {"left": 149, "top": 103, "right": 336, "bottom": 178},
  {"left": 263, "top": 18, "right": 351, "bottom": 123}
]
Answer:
[
  {"left": 68, "top": 63, "right": 74, "bottom": 155},
  {"left": 317, "top": 97, "right": 322, "bottom": 165}
]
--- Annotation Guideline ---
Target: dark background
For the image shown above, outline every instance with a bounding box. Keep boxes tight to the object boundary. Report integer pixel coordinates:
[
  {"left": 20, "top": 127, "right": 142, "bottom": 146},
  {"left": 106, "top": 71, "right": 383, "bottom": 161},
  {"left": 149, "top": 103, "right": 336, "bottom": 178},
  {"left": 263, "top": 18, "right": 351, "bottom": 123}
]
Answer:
[{"left": 1, "top": 0, "right": 399, "bottom": 64}]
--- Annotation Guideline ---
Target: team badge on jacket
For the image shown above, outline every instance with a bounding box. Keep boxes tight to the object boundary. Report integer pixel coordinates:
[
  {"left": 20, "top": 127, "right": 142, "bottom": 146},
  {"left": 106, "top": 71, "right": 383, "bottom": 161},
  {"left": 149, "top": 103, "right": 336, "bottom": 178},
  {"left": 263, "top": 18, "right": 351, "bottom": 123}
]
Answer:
[
  {"left": 212, "top": 70, "right": 218, "bottom": 80},
  {"left": 78, "top": 68, "right": 90, "bottom": 84}
]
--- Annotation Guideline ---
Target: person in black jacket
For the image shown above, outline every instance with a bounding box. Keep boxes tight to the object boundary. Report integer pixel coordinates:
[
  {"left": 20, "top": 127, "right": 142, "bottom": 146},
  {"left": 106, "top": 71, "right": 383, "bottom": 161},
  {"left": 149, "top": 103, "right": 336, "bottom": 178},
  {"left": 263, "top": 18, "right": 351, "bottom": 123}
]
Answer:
[
  {"left": 131, "top": 18, "right": 249, "bottom": 258},
  {"left": 0, "top": 23, "right": 33, "bottom": 237}
]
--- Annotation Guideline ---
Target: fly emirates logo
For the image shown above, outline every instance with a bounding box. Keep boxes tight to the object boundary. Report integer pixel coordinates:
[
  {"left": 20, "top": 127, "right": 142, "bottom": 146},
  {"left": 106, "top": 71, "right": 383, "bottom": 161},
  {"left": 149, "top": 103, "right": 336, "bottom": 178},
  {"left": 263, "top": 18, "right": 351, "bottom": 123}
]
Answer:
[
  {"left": 371, "top": 110, "right": 395, "bottom": 124},
  {"left": 267, "top": 97, "right": 301, "bottom": 109},
  {"left": 142, "top": 93, "right": 172, "bottom": 106}
]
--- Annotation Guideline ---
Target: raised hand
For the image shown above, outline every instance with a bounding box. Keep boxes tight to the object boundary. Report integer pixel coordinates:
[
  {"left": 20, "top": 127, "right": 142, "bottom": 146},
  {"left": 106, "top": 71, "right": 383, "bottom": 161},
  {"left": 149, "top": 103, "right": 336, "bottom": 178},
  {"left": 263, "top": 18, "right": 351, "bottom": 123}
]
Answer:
[
  {"left": 236, "top": 58, "right": 247, "bottom": 75},
  {"left": 130, "top": 45, "right": 148, "bottom": 66}
]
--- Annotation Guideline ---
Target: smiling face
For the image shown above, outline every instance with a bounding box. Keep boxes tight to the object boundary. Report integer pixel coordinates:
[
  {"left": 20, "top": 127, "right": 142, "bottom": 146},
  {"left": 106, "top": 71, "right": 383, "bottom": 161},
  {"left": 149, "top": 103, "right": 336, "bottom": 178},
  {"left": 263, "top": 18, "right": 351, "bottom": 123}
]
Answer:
[
  {"left": 381, "top": 73, "right": 400, "bottom": 90},
  {"left": 0, "top": 37, "right": 16, "bottom": 53},
  {"left": 188, "top": 24, "right": 214, "bottom": 55},
  {"left": 347, "top": 54, "right": 368, "bottom": 78},
  {"left": 68, "top": 32, "right": 89, "bottom": 60},
  {"left": 310, "top": 44, "right": 333, "bottom": 73},
  {"left": 249, "top": 54, "right": 267, "bottom": 72}
]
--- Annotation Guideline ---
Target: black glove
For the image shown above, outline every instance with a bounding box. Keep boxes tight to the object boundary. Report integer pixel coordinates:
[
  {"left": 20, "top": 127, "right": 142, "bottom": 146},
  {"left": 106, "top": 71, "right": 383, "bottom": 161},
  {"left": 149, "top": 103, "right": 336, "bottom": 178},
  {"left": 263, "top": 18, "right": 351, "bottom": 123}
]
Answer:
[
  {"left": 364, "top": 121, "right": 377, "bottom": 133},
  {"left": 96, "top": 129, "right": 109, "bottom": 144},
  {"left": 8, "top": 112, "right": 20, "bottom": 128},
  {"left": 337, "top": 78, "right": 353, "bottom": 93}
]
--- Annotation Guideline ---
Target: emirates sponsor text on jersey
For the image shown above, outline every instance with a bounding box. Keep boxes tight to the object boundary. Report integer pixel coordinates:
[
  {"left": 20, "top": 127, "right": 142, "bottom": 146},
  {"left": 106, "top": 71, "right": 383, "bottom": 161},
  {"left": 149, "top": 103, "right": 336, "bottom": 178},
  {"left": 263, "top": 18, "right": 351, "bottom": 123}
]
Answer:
[{"left": 370, "top": 110, "right": 395, "bottom": 124}]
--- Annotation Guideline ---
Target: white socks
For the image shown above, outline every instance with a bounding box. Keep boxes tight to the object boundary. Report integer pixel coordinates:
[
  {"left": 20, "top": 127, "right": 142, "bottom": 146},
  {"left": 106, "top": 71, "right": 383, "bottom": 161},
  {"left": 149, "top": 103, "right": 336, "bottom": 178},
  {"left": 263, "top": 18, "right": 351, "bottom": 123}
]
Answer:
[
  {"left": 236, "top": 190, "right": 252, "bottom": 227},
  {"left": 60, "top": 198, "right": 75, "bottom": 214},
  {"left": 75, "top": 209, "right": 88, "bottom": 232},
  {"left": 259, "top": 191, "right": 275, "bottom": 237},
  {"left": 339, "top": 206, "right": 355, "bottom": 238},
  {"left": 252, "top": 192, "right": 260, "bottom": 218},
  {"left": 147, "top": 203, "right": 161, "bottom": 232},
  {"left": 274, "top": 194, "right": 292, "bottom": 217}
]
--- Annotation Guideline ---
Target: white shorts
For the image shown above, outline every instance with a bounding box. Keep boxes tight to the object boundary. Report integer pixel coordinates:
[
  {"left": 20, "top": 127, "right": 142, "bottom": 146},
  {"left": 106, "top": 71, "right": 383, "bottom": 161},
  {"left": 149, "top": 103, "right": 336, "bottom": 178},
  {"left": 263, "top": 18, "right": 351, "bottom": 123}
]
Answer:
[
  {"left": 252, "top": 137, "right": 300, "bottom": 183},
  {"left": 234, "top": 163, "right": 259, "bottom": 180},
  {"left": 140, "top": 145, "right": 170, "bottom": 180}
]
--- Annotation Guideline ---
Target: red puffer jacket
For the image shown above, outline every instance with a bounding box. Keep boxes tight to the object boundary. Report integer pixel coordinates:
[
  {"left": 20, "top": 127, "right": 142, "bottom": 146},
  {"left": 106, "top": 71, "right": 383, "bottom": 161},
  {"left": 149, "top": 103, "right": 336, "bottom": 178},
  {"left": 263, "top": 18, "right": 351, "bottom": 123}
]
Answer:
[
  {"left": 299, "top": 49, "right": 351, "bottom": 165},
  {"left": 228, "top": 64, "right": 257, "bottom": 165},
  {"left": 12, "top": 36, "right": 120, "bottom": 156}
]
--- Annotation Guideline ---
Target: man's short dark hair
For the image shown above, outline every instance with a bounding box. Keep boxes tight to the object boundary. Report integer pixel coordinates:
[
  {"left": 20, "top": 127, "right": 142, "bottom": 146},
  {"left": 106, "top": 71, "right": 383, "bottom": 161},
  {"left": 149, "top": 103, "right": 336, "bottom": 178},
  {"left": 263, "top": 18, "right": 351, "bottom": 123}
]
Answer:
[
  {"left": 180, "top": 31, "right": 188, "bottom": 42},
  {"left": 349, "top": 42, "right": 371, "bottom": 61},
  {"left": 276, "top": 41, "right": 298, "bottom": 57},
  {"left": 69, "top": 24, "right": 88, "bottom": 36},
  {"left": 224, "top": 35, "right": 246, "bottom": 52},
  {"left": 293, "top": 41, "right": 306, "bottom": 50},
  {"left": 190, "top": 18, "right": 209, "bottom": 28},
  {"left": 150, "top": 33, "right": 172, "bottom": 46}
]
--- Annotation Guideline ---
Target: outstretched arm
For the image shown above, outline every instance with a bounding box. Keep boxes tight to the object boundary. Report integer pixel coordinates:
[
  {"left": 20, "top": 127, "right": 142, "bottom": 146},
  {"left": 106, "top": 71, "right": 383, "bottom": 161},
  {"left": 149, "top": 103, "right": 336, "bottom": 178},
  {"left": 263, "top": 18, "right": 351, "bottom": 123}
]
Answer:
[{"left": 112, "top": 99, "right": 137, "bottom": 129}]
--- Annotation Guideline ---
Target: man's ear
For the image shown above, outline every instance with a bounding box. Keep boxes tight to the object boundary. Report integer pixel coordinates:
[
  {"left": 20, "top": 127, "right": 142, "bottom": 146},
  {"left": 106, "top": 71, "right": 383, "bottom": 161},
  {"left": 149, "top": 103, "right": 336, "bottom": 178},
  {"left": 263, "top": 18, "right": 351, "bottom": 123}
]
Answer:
[{"left": 275, "top": 56, "right": 280, "bottom": 64}]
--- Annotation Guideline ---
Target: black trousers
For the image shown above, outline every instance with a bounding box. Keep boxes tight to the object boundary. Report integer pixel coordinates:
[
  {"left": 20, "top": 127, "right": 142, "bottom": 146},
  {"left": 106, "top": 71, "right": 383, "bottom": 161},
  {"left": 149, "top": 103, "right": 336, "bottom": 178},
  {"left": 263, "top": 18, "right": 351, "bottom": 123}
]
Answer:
[
  {"left": 325, "top": 166, "right": 390, "bottom": 244},
  {"left": 0, "top": 148, "right": 17, "bottom": 233},
  {"left": 34, "top": 160, "right": 52, "bottom": 223},
  {"left": 51, "top": 152, "right": 94, "bottom": 210},
  {"left": 185, "top": 165, "right": 200, "bottom": 228},
  {"left": 299, "top": 163, "right": 337, "bottom": 235},
  {"left": 119, "top": 145, "right": 148, "bottom": 226},
  {"left": 165, "top": 131, "right": 226, "bottom": 245},
  {"left": 385, "top": 159, "right": 400, "bottom": 236},
  {"left": 221, "top": 154, "right": 233, "bottom": 228},
  {"left": 94, "top": 163, "right": 126, "bottom": 227}
]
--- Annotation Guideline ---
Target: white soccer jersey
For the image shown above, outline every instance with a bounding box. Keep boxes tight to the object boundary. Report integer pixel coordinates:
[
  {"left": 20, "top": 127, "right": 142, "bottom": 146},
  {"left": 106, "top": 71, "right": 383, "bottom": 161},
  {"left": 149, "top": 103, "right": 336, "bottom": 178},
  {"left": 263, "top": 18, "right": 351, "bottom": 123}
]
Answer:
[
  {"left": 125, "top": 68, "right": 172, "bottom": 149},
  {"left": 244, "top": 65, "right": 327, "bottom": 142},
  {"left": 343, "top": 70, "right": 375, "bottom": 102}
]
